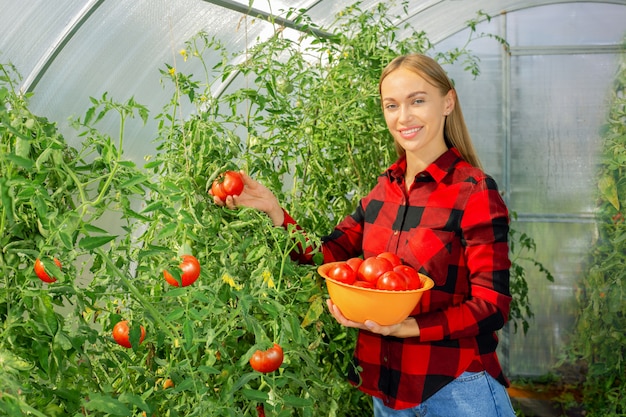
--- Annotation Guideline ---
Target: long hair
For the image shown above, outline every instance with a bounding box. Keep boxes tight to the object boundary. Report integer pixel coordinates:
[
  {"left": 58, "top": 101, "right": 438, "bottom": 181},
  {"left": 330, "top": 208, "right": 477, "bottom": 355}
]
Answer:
[{"left": 379, "top": 54, "right": 482, "bottom": 169}]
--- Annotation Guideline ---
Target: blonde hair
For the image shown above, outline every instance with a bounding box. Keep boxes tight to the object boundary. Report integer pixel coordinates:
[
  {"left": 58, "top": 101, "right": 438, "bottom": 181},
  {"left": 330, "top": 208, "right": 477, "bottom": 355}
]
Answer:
[{"left": 379, "top": 54, "right": 482, "bottom": 169}]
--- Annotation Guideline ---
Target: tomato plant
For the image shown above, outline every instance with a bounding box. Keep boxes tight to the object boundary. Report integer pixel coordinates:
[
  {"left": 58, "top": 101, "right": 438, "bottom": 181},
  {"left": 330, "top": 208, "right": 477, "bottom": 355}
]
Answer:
[
  {"left": 566, "top": 47, "right": 626, "bottom": 415},
  {"left": 33, "top": 257, "right": 62, "bottom": 283},
  {"left": 249, "top": 343, "right": 284, "bottom": 373},
  {"left": 163, "top": 254, "right": 201, "bottom": 287},
  {"left": 357, "top": 257, "right": 393, "bottom": 283},
  {"left": 376, "top": 271, "right": 407, "bottom": 291}
]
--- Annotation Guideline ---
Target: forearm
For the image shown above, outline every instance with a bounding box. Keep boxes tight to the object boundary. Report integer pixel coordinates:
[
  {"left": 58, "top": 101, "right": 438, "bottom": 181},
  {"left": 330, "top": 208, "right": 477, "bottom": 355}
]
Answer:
[{"left": 415, "top": 297, "right": 506, "bottom": 342}]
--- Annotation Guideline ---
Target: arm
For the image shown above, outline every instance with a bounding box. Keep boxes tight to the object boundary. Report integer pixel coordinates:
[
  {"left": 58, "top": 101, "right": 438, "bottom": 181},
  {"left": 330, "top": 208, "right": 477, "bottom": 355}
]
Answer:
[
  {"left": 212, "top": 171, "right": 363, "bottom": 264},
  {"left": 413, "top": 177, "right": 511, "bottom": 341}
]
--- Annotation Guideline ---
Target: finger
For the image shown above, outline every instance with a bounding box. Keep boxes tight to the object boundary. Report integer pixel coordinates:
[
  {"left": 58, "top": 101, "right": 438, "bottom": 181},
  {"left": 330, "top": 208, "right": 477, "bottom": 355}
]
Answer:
[
  {"left": 224, "top": 195, "right": 237, "bottom": 210},
  {"left": 213, "top": 195, "right": 225, "bottom": 206}
]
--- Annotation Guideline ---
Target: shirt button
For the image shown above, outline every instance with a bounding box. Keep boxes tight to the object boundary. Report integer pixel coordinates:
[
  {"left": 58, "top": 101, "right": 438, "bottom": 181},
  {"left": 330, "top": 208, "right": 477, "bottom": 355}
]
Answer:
[{"left": 393, "top": 231, "right": 399, "bottom": 235}]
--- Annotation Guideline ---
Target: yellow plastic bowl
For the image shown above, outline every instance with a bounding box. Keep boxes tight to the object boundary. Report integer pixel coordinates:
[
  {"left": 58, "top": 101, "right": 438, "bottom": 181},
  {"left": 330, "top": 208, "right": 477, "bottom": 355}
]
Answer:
[{"left": 318, "top": 262, "right": 435, "bottom": 326}]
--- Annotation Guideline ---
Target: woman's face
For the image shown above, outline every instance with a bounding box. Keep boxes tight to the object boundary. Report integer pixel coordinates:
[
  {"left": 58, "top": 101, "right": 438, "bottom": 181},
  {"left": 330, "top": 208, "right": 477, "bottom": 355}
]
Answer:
[{"left": 380, "top": 67, "right": 454, "bottom": 165}]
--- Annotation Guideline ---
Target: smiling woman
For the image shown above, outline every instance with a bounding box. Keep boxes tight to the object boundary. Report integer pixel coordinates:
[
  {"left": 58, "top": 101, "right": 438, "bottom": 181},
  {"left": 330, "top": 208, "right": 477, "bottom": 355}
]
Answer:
[{"left": 220, "top": 51, "right": 516, "bottom": 415}]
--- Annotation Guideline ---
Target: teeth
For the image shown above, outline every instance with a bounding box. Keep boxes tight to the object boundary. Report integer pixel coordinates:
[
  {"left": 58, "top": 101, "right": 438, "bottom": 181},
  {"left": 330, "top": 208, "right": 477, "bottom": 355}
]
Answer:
[{"left": 401, "top": 127, "right": 421, "bottom": 134}]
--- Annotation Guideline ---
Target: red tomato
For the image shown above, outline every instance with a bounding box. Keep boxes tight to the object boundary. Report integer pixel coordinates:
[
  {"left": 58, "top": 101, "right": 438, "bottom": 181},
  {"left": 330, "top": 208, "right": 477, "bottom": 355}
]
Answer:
[
  {"left": 211, "top": 171, "right": 244, "bottom": 200},
  {"left": 353, "top": 280, "right": 376, "bottom": 289},
  {"left": 211, "top": 180, "right": 227, "bottom": 200},
  {"left": 346, "top": 257, "right": 363, "bottom": 273},
  {"left": 357, "top": 257, "right": 393, "bottom": 283},
  {"left": 249, "top": 343, "right": 284, "bottom": 373},
  {"left": 164, "top": 254, "right": 201, "bottom": 287},
  {"left": 327, "top": 262, "right": 356, "bottom": 285},
  {"left": 34, "top": 258, "right": 62, "bottom": 283},
  {"left": 376, "top": 252, "right": 402, "bottom": 267},
  {"left": 376, "top": 271, "right": 408, "bottom": 291},
  {"left": 393, "top": 265, "right": 423, "bottom": 290},
  {"left": 112, "top": 320, "right": 146, "bottom": 349}
]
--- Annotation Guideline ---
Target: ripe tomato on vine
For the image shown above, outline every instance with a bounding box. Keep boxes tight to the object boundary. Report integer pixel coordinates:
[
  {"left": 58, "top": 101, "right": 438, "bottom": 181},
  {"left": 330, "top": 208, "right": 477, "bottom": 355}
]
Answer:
[
  {"left": 249, "top": 343, "right": 284, "bottom": 373},
  {"left": 112, "top": 320, "right": 146, "bottom": 349},
  {"left": 163, "top": 254, "right": 201, "bottom": 287},
  {"left": 211, "top": 170, "right": 244, "bottom": 200},
  {"left": 34, "top": 258, "right": 62, "bottom": 283}
]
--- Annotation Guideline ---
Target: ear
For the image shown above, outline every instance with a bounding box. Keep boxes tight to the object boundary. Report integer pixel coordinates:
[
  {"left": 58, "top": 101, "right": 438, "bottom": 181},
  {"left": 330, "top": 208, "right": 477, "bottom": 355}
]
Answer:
[{"left": 444, "top": 89, "right": 456, "bottom": 115}]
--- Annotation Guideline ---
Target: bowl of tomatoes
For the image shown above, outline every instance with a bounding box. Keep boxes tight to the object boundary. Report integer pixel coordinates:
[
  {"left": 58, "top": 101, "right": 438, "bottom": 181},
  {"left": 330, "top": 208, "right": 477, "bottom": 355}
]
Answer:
[{"left": 318, "top": 253, "right": 434, "bottom": 326}]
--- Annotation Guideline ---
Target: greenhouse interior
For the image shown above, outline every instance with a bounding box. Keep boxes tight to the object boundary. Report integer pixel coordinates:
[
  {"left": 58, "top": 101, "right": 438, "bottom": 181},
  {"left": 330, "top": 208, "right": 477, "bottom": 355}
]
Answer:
[{"left": 1, "top": 0, "right": 625, "bottom": 416}]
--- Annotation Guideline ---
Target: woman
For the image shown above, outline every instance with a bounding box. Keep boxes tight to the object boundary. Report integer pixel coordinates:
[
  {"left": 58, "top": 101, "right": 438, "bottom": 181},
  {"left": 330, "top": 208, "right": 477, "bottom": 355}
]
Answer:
[{"left": 214, "top": 54, "right": 516, "bottom": 416}]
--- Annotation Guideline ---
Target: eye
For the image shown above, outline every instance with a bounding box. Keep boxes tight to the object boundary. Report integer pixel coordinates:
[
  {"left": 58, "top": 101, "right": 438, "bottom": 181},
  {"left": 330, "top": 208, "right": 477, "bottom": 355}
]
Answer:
[
  {"left": 384, "top": 103, "right": 398, "bottom": 110},
  {"left": 412, "top": 98, "right": 425, "bottom": 105}
]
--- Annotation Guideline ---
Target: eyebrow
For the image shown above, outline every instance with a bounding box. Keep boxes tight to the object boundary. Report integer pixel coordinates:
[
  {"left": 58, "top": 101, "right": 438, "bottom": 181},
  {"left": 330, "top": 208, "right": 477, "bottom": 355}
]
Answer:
[{"left": 382, "top": 91, "right": 427, "bottom": 102}]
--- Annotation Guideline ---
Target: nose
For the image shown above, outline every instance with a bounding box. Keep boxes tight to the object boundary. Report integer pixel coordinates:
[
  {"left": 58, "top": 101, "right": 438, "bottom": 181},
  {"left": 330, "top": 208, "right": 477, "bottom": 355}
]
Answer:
[{"left": 398, "top": 104, "right": 412, "bottom": 124}]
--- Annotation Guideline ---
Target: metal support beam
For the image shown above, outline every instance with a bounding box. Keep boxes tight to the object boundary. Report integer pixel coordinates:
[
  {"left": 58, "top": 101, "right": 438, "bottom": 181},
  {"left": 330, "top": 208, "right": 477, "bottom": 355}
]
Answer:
[
  {"left": 200, "top": 0, "right": 333, "bottom": 39},
  {"left": 22, "top": 0, "right": 107, "bottom": 93}
]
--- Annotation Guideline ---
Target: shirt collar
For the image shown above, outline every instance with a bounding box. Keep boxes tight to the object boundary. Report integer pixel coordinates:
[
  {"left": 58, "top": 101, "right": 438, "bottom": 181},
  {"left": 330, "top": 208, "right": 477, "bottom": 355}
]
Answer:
[{"left": 387, "top": 148, "right": 463, "bottom": 184}]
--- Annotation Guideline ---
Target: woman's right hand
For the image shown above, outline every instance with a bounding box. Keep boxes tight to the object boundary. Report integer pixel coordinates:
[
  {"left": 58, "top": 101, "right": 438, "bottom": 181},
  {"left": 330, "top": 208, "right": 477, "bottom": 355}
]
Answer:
[{"left": 210, "top": 171, "right": 284, "bottom": 226}]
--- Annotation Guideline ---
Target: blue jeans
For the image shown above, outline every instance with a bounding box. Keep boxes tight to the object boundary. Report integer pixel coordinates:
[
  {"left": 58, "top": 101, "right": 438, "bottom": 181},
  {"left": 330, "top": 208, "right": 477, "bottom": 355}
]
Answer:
[{"left": 373, "top": 371, "right": 516, "bottom": 417}]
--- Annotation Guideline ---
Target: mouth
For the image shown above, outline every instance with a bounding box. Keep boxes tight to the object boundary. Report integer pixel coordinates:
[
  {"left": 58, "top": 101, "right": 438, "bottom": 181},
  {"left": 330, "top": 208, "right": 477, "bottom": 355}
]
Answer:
[{"left": 399, "top": 126, "right": 422, "bottom": 138}]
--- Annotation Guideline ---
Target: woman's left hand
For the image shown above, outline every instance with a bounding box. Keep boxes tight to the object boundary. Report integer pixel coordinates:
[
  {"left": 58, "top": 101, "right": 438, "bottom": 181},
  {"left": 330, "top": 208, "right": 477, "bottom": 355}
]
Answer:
[{"left": 326, "top": 299, "right": 413, "bottom": 337}]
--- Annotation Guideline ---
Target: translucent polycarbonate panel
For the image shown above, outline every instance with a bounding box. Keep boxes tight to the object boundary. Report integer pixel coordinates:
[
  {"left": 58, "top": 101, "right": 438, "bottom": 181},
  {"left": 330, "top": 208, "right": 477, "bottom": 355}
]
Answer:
[
  {"left": 509, "top": 53, "right": 619, "bottom": 216},
  {"left": 433, "top": 16, "right": 507, "bottom": 189},
  {"left": 306, "top": 0, "right": 442, "bottom": 30},
  {"left": 503, "top": 221, "right": 596, "bottom": 377},
  {"left": 25, "top": 0, "right": 275, "bottom": 164},
  {"left": 508, "top": 2, "right": 626, "bottom": 46},
  {"left": 244, "top": 0, "right": 320, "bottom": 14},
  {"left": 0, "top": 0, "right": 90, "bottom": 85}
]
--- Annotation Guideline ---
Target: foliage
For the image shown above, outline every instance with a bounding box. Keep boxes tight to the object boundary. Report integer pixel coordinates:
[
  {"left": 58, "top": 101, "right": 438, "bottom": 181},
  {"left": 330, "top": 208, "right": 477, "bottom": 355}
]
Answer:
[
  {"left": 567, "top": 43, "right": 626, "bottom": 416},
  {"left": 1, "top": 2, "right": 547, "bottom": 416},
  {"left": 508, "top": 213, "right": 555, "bottom": 335}
]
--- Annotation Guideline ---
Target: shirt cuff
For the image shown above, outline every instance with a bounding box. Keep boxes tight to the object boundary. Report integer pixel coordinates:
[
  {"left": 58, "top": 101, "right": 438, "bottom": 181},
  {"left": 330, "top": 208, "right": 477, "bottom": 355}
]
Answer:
[{"left": 414, "top": 315, "right": 445, "bottom": 342}]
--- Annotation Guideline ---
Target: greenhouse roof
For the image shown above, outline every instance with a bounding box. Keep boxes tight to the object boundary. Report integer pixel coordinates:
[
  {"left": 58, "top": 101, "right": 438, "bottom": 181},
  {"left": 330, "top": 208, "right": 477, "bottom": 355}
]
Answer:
[{"left": 1, "top": 0, "right": 624, "bottom": 159}]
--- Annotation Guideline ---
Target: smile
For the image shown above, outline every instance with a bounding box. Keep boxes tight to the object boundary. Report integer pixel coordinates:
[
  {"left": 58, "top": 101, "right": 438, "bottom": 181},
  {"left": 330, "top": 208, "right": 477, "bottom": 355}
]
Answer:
[{"left": 399, "top": 127, "right": 422, "bottom": 137}]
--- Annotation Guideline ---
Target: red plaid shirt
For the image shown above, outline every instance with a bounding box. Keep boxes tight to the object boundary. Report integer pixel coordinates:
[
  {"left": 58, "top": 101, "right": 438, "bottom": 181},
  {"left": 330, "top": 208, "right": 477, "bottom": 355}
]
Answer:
[{"left": 283, "top": 148, "right": 512, "bottom": 409}]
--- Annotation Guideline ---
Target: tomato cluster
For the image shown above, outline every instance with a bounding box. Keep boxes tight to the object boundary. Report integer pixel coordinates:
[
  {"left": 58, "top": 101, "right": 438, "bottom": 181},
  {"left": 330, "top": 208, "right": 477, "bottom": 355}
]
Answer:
[{"left": 326, "top": 252, "right": 422, "bottom": 291}]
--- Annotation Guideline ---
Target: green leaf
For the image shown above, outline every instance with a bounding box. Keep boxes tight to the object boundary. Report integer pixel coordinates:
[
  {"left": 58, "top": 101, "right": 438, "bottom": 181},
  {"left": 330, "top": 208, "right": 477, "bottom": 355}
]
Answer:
[
  {"left": 301, "top": 294, "right": 324, "bottom": 328},
  {"left": 84, "top": 394, "right": 131, "bottom": 416},
  {"left": 79, "top": 235, "right": 116, "bottom": 250},
  {"left": 5, "top": 153, "right": 34, "bottom": 170},
  {"left": 283, "top": 395, "right": 314, "bottom": 407},
  {"left": 598, "top": 175, "right": 620, "bottom": 210},
  {"left": 165, "top": 308, "right": 185, "bottom": 321},
  {"left": 241, "top": 388, "right": 270, "bottom": 402},
  {"left": 183, "top": 319, "right": 194, "bottom": 350},
  {"left": 117, "top": 393, "right": 150, "bottom": 412}
]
